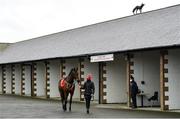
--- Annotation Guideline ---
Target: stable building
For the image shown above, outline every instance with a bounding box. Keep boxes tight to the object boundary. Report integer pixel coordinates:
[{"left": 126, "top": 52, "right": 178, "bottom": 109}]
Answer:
[{"left": 0, "top": 4, "right": 180, "bottom": 111}]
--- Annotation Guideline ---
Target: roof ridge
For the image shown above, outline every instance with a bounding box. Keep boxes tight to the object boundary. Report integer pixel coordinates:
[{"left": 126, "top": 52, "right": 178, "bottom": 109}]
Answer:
[{"left": 13, "top": 4, "right": 180, "bottom": 44}]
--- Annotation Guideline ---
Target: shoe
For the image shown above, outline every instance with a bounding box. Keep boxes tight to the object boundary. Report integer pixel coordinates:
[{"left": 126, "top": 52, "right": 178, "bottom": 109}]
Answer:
[
  {"left": 87, "top": 110, "right": 89, "bottom": 114},
  {"left": 132, "top": 106, "right": 137, "bottom": 109}
]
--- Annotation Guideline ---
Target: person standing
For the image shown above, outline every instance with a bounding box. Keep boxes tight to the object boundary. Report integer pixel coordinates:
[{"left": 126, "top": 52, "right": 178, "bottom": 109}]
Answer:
[
  {"left": 130, "top": 75, "right": 139, "bottom": 108},
  {"left": 81, "top": 74, "right": 95, "bottom": 114}
]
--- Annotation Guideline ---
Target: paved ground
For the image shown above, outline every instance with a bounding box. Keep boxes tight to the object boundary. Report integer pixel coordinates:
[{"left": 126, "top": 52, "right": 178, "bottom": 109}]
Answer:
[{"left": 0, "top": 95, "right": 180, "bottom": 118}]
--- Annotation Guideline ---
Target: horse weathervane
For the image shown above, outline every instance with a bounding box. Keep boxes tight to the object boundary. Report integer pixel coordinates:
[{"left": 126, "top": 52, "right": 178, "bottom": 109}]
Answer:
[{"left": 132, "top": 3, "right": 145, "bottom": 14}]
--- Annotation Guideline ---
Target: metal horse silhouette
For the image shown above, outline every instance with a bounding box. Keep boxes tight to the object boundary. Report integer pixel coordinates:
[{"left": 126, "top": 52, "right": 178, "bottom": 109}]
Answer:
[
  {"left": 58, "top": 68, "right": 80, "bottom": 111},
  {"left": 133, "top": 3, "right": 145, "bottom": 14}
]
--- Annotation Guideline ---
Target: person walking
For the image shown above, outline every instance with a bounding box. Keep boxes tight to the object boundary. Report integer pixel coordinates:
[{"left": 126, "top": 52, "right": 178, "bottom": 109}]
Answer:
[
  {"left": 81, "top": 74, "right": 95, "bottom": 114},
  {"left": 130, "top": 75, "right": 139, "bottom": 108}
]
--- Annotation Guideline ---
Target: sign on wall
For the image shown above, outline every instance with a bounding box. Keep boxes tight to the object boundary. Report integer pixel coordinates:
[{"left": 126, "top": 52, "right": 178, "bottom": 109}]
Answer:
[{"left": 90, "top": 54, "right": 114, "bottom": 62}]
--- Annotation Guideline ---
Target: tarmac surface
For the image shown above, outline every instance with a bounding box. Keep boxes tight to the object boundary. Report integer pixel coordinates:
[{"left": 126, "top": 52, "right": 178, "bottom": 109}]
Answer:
[{"left": 0, "top": 94, "right": 180, "bottom": 118}]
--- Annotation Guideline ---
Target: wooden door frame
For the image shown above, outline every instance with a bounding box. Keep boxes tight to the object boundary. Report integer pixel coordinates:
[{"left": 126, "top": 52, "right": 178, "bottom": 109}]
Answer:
[
  {"left": 126, "top": 53, "right": 134, "bottom": 107},
  {"left": 99, "top": 62, "right": 107, "bottom": 104}
]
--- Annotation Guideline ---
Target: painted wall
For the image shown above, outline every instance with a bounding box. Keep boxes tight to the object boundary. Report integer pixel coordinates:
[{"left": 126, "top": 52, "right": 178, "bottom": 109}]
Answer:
[
  {"left": 168, "top": 49, "right": 180, "bottom": 109},
  {"left": 36, "top": 62, "right": 46, "bottom": 96},
  {"left": 14, "top": 64, "right": 21, "bottom": 94},
  {"left": 83, "top": 58, "right": 99, "bottom": 101},
  {"left": 134, "top": 51, "right": 160, "bottom": 106},
  {"left": 106, "top": 54, "right": 127, "bottom": 103},
  {"left": 49, "top": 60, "right": 60, "bottom": 97},
  {"left": 0, "top": 66, "right": 2, "bottom": 93},
  {"left": 64, "top": 58, "right": 80, "bottom": 99},
  {"left": 5, "top": 65, "right": 11, "bottom": 94},
  {"left": 24, "top": 66, "right": 31, "bottom": 95}
]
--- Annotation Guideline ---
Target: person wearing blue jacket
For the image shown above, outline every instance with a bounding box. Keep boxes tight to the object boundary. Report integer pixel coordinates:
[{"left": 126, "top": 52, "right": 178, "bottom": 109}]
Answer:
[{"left": 130, "top": 75, "right": 139, "bottom": 108}]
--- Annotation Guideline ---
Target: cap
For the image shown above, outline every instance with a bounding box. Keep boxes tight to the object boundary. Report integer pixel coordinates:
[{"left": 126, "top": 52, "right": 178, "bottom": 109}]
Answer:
[
  {"left": 130, "top": 75, "right": 134, "bottom": 79},
  {"left": 87, "top": 74, "right": 92, "bottom": 80}
]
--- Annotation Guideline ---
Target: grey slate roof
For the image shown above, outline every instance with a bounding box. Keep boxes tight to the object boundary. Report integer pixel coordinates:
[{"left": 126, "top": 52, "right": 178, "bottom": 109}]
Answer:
[{"left": 0, "top": 4, "right": 180, "bottom": 64}]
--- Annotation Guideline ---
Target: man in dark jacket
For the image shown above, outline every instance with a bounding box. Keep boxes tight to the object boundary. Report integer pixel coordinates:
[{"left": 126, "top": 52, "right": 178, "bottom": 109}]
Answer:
[
  {"left": 130, "top": 75, "right": 139, "bottom": 108},
  {"left": 81, "top": 74, "right": 95, "bottom": 114}
]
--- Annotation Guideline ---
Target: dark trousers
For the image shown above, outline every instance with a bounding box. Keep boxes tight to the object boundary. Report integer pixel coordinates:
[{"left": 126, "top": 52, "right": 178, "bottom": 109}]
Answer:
[
  {"left": 85, "top": 95, "right": 91, "bottom": 110},
  {"left": 131, "top": 94, "right": 137, "bottom": 108}
]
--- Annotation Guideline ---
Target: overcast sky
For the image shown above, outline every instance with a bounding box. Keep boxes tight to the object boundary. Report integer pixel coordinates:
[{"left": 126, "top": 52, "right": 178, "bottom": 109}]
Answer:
[{"left": 0, "top": 0, "right": 180, "bottom": 43}]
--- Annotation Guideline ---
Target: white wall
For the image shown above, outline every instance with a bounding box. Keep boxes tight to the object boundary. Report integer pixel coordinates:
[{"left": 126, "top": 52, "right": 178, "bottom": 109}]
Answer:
[
  {"left": 106, "top": 54, "right": 127, "bottom": 103},
  {"left": 0, "top": 66, "right": 2, "bottom": 93},
  {"left": 168, "top": 49, "right": 180, "bottom": 109},
  {"left": 24, "top": 66, "right": 31, "bottom": 96},
  {"left": 134, "top": 51, "right": 160, "bottom": 106},
  {"left": 65, "top": 58, "right": 80, "bottom": 99},
  {"left": 49, "top": 60, "right": 60, "bottom": 97},
  {"left": 14, "top": 64, "right": 21, "bottom": 94},
  {"left": 5, "top": 65, "right": 11, "bottom": 94},
  {"left": 83, "top": 58, "right": 99, "bottom": 101},
  {"left": 36, "top": 62, "right": 46, "bottom": 96}
]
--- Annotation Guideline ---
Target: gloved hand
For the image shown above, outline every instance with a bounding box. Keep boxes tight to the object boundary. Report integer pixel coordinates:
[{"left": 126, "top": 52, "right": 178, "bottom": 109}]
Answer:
[{"left": 91, "top": 94, "right": 94, "bottom": 101}]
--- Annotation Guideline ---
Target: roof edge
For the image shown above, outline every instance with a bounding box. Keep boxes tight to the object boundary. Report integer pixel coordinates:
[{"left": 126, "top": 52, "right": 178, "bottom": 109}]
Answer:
[{"left": 1, "top": 45, "right": 180, "bottom": 65}]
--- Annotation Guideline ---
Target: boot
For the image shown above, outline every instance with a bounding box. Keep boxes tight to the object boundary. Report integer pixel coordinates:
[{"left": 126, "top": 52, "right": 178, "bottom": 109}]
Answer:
[{"left": 87, "top": 109, "right": 89, "bottom": 114}]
